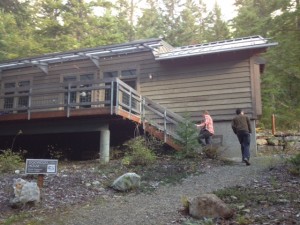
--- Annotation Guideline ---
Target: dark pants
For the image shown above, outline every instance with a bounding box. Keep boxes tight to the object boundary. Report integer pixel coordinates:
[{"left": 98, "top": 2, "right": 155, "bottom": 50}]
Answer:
[
  {"left": 237, "top": 131, "right": 251, "bottom": 160},
  {"left": 198, "top": 129, "right": 212, "bottom": 146}
]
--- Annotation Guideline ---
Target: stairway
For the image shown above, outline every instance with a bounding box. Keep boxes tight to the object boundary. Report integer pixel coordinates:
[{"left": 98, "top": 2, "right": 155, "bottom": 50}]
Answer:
[{"left": 113, "top": 79, "right": 184, "bottom": 150}]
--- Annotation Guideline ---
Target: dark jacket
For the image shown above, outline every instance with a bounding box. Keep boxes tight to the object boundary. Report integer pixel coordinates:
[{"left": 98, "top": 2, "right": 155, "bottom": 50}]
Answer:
[{"left": 231, "top": 114, "right": 252, "bottom": 134}]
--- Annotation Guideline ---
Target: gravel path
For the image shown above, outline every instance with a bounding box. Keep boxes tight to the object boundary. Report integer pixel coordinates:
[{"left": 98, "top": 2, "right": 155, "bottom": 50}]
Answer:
[{"left": 53, "top": 156, "right": 278, "bottom": 225}]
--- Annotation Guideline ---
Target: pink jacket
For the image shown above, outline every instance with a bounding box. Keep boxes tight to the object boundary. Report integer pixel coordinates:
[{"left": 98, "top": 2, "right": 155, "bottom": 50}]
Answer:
[{"left": 199, "top": 114, "right": 214, "bottom": 135}]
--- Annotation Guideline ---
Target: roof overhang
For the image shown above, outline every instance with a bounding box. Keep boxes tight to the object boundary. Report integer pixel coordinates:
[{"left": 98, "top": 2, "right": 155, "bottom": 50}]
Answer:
[
  {"left": 155, "top": 36, "right": 278, "bottom": 61},
  {"left": 0, "top": 38, "right": 164, "bottom": 74}
]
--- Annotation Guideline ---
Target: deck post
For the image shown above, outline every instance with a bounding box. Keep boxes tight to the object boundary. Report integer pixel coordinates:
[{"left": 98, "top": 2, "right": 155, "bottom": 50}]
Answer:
[{"left": 100, "top": 129, "right": 110, "bottom": 164}]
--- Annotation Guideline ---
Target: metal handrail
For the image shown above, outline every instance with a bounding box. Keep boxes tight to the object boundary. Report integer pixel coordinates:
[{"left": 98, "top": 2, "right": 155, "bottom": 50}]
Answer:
[{"left": 0, "top": 77, "right": 184, "bottom": 142}]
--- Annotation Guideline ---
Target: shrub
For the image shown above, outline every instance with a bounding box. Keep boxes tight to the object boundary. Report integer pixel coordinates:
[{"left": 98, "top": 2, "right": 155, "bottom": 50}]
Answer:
[
  {"left": 122, "top": 136, "right": 157, "bottom": 166},
  {"left": 0, "top": 149, "right": 23, "bottom": 173},
  {"left": 175, "top": 115, "right": 200, "bottom": 158},
  {"left": 287, "top": 153, "right": 300, "bottom": 176},
  {"left": 203, "top": 145, "right": 221, "bottom": 159}
]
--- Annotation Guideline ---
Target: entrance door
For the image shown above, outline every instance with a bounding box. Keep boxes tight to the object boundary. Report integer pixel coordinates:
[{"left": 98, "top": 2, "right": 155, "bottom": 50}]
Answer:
[{"left": 103, "top": 69, "right": 138, "bottom": 108}]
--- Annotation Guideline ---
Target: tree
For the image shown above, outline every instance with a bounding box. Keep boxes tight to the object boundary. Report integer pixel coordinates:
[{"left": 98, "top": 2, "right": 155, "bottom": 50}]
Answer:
[
  {"left": 260, "top": 0, "right": 300, "bottom": 129},
  {"left": 233, "top": 0, "right": 300, "bottom": 129},
  {"left": 175, "top": 115, "right": 200, "bottom": 158},
  {"left": 135, "top": 0, "right": 165, "bottom": 39},
  {"left": 203, "top": 2, "right": 231, "bottom": 42},
  {"left": 174, "top": 0, "right": 208, "bottom": 45}
]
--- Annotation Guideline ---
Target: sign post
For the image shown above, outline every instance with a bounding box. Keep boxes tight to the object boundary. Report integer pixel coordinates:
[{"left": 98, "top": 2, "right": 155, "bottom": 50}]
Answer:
[{"left": 25, "top": 159, "right": 58, "bottom": 188}]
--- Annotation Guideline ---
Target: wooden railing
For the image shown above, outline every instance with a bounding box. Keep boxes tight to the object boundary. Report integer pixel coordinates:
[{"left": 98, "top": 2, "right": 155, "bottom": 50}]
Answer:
[{"left": 0, "top": 78, "right": 184, "bottom": 145}]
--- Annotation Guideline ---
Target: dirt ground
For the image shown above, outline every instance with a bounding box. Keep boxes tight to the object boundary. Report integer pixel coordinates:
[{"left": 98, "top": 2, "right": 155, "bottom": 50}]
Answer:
[{"left": 0, "top": 154, "right": 300, "bottom": 225}]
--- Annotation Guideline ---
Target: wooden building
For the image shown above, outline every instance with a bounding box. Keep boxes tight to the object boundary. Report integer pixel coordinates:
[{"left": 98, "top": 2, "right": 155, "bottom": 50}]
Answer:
[{"left": 0, "top": 36, "right": 277, "bottom": 160}]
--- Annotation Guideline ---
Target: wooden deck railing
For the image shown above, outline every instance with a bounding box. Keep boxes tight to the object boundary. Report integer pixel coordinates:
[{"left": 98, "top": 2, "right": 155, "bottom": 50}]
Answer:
[{"left": 0, "top": 78, "right": 184, "bottom": 147}]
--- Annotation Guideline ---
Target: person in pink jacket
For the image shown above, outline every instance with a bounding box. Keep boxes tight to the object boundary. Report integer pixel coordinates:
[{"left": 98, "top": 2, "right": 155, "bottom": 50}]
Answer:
[{"left": 196, "top": 110, "right": 214, "bottom": 146}]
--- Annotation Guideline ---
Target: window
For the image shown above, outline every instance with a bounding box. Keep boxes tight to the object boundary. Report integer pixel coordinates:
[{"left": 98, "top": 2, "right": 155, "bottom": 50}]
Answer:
[
  {"left": 103, "top": 69, "right": 137, "bottom": 108},
  {"left": 104, "top": 71, "right": 118, "bottom": 105},
  {"left": 3, "top": 80, "right": 30, "bottom": 113},
  {"left": 17, "top": 80, "right": 30, "bottom": 112},
  {"left": 63, "top": 76, "right": 77, "bottom": 108},
  {"left": 4, "top": 82, "right": 15, "bottom": 111},
  {"left": 121, "top": 69, "right": 136, "bottom": 77},
  {"left": 62, "top": 74, "right": 94, "bottom": 108},
  {"left": 79, "top": 74, "right": 93, "bottom": 108}
]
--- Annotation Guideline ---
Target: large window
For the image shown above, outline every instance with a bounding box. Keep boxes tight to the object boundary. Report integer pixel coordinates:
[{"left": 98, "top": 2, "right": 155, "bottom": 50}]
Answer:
[
  {"left": 3, "top": 82, "right": 15, "bottom": 111},
  {"left": 2, "top": 80, "right": 30, "bottom": 113},
  {"left": 17, "top": 80, "right": 30, "bottom": 112},
  {"left": 103, "top": 71, "right": 118, "bottom": 105},
  {"left": 63, "top": 74, "right": 94, "bottom": 108}
]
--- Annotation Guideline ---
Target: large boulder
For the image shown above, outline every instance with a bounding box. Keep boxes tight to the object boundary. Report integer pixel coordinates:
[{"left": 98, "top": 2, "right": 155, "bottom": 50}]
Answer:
[
  {"left": 111, "top": 172, "right": 141, "bottom": 192},
  {"left": 9, "top": 178, "right": 40, "bottom": 208},
  {"left": 189, "top": 193, "right": 234, "bottom": 219}
]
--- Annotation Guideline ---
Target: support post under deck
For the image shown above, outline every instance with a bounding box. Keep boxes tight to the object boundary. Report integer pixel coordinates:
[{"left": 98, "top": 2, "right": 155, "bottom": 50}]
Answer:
[{"left": 100, "top": 130, "right": 110, "bottom": 164}]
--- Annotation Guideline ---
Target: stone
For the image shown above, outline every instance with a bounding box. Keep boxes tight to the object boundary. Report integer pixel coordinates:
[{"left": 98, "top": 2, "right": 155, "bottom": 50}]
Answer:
[
  {"left": 9, "top": 178, "right": 40, "bottom": 208},
  {"left": 92, "top": 181, "right": 100, "bottom": 185},
  {"left": 256, "top": 139, "right": 268, "bottom": 145},
  {"left": 257, "top": 145, "right": 284, "bottom": 152},
  {"left": 285, "top": 141, "right": 300, "bottom": 151},
  {"left": 285, "top": 136, "right": 300, "bottom": 142},
  {"left": 267, "top": 137, "right": 279, "bottom": 146},
  {"left": 111, "top": 172, "right": 141, "bottom": 191},
  {"left": 189, "top": 193, "right": 234, "bottom": 219}
]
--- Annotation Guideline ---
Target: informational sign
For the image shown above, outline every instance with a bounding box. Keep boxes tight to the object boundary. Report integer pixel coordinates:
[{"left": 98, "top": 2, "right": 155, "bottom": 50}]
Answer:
[{"left": 25, "top": 159, "right": 58, "bottom": 175}]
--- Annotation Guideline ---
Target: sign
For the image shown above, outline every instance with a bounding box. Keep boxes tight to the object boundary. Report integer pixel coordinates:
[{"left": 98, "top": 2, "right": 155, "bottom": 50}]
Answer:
[{"left": 25, "top": 159, "right": 58, "bottom": 175}]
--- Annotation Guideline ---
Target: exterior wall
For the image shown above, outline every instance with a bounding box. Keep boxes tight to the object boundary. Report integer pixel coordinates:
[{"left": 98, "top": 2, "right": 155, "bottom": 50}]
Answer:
[
  {"left": 214, "top": 120, "right": 257, "bottom": 159},
  {"left": 139, "top": 51, "right": 256, "bottom": 122}
]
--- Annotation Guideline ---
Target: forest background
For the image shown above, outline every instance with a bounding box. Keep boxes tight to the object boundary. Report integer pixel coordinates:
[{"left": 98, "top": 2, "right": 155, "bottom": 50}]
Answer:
[{"left": 0, "top": 0, "right": 299, "bottom": 130}]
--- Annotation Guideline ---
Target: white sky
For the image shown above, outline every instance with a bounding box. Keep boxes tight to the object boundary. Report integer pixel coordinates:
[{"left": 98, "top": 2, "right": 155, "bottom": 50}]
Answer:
[
  {"left": 90, "top": 0, "right": 238, "bottom": 22},
  {"left": 204, "top": 0, "right": 237, "bottom": 21}
]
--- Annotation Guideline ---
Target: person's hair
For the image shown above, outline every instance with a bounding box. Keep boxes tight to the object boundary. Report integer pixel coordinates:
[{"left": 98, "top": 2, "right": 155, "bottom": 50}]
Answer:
[
  {"left": 236, "top": 108, "right": 242, "bottom": 115},
  {"left": 203, "top": 110, "right": 209, "bottom": 115}
]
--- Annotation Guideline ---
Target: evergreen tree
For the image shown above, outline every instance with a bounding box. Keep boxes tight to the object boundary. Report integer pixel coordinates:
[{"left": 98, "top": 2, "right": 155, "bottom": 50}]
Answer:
[
  {"left": 233, "top": 0, "right": 300, "bottom": 129},
  {"left": 135, "top": 0, "right": 165, "bottom": 39},
  {"left": 175, "top": 0, "right": 207, "bottom": 45},
  {"left": 204, "top": 2, "right": 231, "bottom": 42}
]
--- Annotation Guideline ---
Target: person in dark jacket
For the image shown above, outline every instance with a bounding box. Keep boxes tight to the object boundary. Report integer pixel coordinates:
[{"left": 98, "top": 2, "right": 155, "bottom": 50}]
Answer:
[{"left": 231, "top": 108, "right": 252, "bottom": 166}]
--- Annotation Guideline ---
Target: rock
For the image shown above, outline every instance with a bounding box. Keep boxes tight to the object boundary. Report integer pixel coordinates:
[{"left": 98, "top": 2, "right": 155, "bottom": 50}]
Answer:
[
  {"left": 92, "top": 181, "right": 100, "bottom": 185},
  {"left": 111, "top": 172, "right": 141, "bottom": 191},
  {"left": 189, "top": 193, "right": 234, "bottom": 219},
  {"left": 256, "top": 139, "right": 268, "bottom": 145},
  {"left": 285, "top": 136, "right": 300, "bottom": 142},
  {"left": 267, "top": 138, "right": 279, "bottom": 146},
  {"left": 9, "top": 178, "right": 40, "bottom": 208}
]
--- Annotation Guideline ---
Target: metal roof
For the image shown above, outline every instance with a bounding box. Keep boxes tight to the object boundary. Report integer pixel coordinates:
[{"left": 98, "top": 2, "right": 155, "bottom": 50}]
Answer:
[
  {"left": 0, "top": 36, "right": 277, "bottom": 73},
  {"left": 0, "top": 38, "right": 164, "bottom": 73},
  {"left": 154, "top": 35, "right": 278, "bottom": 61}
]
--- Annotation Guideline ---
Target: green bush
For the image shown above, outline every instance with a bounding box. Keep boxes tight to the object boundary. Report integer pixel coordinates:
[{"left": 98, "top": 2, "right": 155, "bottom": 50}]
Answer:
[
  {"left": 287, "top": 153, "right": 300, "bottom": 176},
  {"left": 175, "top": 115, "right": 200, "bottom": 158},
  {"left": 0, "top": 149, "right": 23, "bottom": 173},
  {"left": 122, "top": 136, "right": 157, "bottom": 166}
]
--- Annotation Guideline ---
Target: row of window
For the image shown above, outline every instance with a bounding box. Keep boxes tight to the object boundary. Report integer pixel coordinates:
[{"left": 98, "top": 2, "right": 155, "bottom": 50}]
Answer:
[{"left": 1, "top": 69, "right": 137, "bottom": 111}]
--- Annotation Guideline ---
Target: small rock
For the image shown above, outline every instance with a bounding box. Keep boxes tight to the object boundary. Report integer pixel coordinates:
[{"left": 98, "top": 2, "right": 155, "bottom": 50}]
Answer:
[
  {"left": 230, "top": 195, "right": 238, "bottom": 200},
  {"left": 92, "top": 181, "right": 100, "bottom": 185},
  {"left": 111, "top": 173, "right": 141, "bottom": 192},
  {"left": 189, "top": 194, "right": 234, "bottom": 219}
]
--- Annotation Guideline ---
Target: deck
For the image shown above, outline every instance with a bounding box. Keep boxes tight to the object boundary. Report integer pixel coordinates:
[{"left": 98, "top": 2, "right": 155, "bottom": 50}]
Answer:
[{"left": 0, "top": 78, "right": 184, "bottom": 150}]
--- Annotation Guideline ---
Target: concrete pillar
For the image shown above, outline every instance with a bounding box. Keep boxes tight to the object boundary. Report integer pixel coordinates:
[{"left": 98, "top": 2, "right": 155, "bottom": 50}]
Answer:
[{"left": 100, "top": 130, "right": 110, "bottom": 164}]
